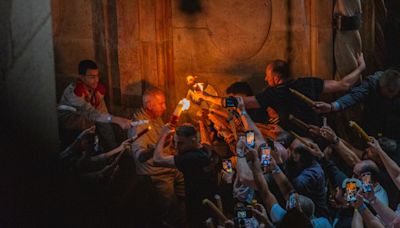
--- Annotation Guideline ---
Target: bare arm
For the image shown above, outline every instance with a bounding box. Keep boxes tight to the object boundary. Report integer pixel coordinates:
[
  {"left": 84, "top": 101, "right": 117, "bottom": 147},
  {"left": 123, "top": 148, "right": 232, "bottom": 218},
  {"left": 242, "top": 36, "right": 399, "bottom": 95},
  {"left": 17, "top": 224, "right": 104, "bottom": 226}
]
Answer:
[
  {"left": 322, "top": 53, "right": 365, "bottom": 94},
  {"left": 320, "top": 126, "right": 361, "bottom": 168},
  {"left": 246, "top": 144, "right": 278, "bottom": 213},
  {"left": 153, "top": 124, "right": 176, "bottom": 168},
  {"left": 236, "top": 137, "right": 256, "bottom": 188},
  {"left": 369, "top": 137, "right": 400, "bottom": 189}
]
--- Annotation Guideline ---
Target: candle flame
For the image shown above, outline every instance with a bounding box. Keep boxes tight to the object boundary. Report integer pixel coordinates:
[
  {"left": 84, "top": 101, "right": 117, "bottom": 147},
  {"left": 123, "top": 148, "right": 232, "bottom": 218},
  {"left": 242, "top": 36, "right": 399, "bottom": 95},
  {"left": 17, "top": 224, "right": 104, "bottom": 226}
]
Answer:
[
  {"left": 180, "top": 98, "right": 191, "bottom": 111},
  {"left": 148, "top": 126, "right": 152, "bottom": 130}
]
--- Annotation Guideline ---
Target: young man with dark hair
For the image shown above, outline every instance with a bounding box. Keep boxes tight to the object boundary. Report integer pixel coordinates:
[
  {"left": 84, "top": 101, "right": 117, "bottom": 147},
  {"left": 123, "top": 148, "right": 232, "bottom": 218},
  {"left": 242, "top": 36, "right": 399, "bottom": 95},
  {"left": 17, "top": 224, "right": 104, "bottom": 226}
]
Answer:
[
  {"left": 153, "top": 123, "right": 218, "bottom": 227},
  {"left": 58, "top": 60, "right": 131, "bottom": 149}
]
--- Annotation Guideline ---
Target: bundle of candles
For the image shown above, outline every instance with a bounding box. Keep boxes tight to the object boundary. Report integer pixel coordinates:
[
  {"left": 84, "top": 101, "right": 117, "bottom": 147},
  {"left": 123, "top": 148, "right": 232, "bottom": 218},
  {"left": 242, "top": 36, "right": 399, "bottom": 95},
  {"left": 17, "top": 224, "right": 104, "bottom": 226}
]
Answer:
[
  {"left": 170, "top": 98, "right": 191, "bottom": 125},
  {"left": 289, "top": 88, "right": 316, "bottom": 106},
  {"left": 349, "top": 121, "right": 371, "bottom": 142}
]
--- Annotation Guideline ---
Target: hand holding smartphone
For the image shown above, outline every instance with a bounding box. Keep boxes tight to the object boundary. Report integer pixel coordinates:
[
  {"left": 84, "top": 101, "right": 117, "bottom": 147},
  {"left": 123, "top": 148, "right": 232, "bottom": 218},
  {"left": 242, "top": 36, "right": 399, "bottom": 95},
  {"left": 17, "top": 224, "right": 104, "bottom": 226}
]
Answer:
[
  {"left": 361, "top": 172, "right": 372, "bottom": 193},
  {"left": 245, "top": 130, "right": 255, "bottom": 148},
  {"left": 261, "top": 145, "right": 271, "bottom": 167}
]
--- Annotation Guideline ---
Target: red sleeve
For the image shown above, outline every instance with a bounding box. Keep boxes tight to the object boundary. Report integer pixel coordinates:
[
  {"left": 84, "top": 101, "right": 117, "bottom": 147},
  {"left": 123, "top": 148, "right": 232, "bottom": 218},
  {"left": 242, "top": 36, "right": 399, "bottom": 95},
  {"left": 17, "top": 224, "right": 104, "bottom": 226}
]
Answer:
[{"left": 96, "top": 83, "right": 106, "bottom": 95}]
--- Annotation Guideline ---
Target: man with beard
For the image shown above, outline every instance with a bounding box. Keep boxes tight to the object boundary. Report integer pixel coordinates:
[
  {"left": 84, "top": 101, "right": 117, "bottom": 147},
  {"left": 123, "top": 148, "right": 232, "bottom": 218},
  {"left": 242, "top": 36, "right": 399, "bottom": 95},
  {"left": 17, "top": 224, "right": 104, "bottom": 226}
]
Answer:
[{"left": 286, "top": 139, "right": 329, "bottom": 219}]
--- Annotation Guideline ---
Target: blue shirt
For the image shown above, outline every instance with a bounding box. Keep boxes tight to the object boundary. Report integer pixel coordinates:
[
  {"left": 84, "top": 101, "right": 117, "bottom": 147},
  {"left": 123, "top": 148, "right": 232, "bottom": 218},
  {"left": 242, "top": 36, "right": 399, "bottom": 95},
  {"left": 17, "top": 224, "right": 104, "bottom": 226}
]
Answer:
[{"left": 292, "top": 161, "right": 329, "bottom": 218}]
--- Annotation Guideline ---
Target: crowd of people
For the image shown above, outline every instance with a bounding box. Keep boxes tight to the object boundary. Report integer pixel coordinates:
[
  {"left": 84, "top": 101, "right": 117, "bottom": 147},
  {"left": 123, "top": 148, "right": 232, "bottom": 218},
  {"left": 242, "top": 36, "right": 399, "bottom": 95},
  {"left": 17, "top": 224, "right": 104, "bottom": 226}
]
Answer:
[{"left": 56, "top": 56, "right": 400, "bottom": 227}]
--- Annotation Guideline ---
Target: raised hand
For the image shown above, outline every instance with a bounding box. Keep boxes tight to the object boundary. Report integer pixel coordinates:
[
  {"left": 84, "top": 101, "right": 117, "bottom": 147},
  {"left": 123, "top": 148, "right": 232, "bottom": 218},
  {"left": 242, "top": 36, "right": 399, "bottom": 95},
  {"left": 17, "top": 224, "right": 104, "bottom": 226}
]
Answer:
[
  {"left": 367, "top": 137, "right": 384, "bottom": 154},
  {"left": 320, "top": 126, "right": 338, "bottom": 144}
]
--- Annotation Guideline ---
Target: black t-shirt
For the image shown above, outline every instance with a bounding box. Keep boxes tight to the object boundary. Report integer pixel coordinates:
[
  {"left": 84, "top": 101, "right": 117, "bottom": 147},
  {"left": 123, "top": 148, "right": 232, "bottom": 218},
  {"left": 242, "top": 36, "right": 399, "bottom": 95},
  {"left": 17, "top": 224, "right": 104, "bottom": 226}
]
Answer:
[
  {"left": 174, "top": 146, "right": 218, "bottom": 225},
  {"left": 255, "top": 77, "right": 324, "bottom": 133}
]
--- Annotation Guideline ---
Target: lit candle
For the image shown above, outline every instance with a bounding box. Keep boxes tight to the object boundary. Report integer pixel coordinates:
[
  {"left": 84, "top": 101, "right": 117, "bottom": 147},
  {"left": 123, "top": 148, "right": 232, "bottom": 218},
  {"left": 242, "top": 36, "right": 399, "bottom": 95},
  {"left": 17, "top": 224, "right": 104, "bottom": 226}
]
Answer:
[
  {"left": 170, "top": 98, "right": 191, "bottom": 125},
  {"left": 349, "top": 121, "right": 371, "bottom": 142}
]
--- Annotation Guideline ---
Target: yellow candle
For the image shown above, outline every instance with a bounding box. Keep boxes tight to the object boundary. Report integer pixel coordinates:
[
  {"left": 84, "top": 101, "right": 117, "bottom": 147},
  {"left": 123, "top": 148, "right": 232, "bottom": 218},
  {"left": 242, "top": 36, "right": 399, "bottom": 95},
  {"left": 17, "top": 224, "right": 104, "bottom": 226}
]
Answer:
[
  {"left": 349, "top": 121, "right": 371, "bottom": 142},
  {"left": 289, "top": 88, "right": 316, "bottom": 106}
]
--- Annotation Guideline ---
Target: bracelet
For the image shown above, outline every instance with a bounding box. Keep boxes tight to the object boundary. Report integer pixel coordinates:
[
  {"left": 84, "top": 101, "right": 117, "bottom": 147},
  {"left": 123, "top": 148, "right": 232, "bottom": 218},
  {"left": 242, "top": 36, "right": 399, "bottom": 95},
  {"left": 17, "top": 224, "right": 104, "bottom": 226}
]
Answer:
[
  {"left": 357, "top": 203, "right": 367, "bottom": 214},
  {"left": 272, "top": 166, "right": 282, "bottom": 174}
]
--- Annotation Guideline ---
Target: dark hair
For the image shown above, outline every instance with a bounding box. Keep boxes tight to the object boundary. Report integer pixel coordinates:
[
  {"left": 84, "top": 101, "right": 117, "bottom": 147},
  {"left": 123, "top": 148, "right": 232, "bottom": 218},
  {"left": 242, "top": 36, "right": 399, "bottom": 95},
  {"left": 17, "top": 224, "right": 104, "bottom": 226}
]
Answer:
[
  {"left": 269, "top": 60, "right": 290, "bottom": 82},
  {"left": 78, "top": 60, "right": 98, "bottom": 75},
  {"left": 176, "top": 123, "right": 197, "bottom": 137},
  {"left": 279, "top": 208, "right": 313, "bottom": 228},
  {"left": 358, "top": 160, "right": 380, "bottom": 183},
  {"left": 276, "top": 130, "right": 295, "bottom": 148},
  {"left": 226, "top": 82, "right": 253, "bottom": 96},
  {"left": 379, "top": 69, "right": 400, "bottom": 93},
  {"left": 293, "top": 146, "right": 315, "bottom": 167}
]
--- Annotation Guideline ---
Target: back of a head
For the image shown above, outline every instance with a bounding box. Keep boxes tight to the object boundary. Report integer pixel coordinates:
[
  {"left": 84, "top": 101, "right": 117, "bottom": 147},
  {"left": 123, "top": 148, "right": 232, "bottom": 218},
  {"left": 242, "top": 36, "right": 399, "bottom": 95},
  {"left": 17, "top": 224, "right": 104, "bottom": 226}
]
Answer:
[
  {"left": 277, "top": 130, "right": 295, "bottom": 148},
  {"left": 269, "top": 60, "right": 290, "bottom": 82},
  {"left": 356, "top": 160, "right": 380, "bottom": 183},
  {"left": 176, "top": 123, "right": 197, "bottom": 138},
  {"left": 297, "top": 195, "right": 315, "bottom": 219},
  {"left": 78, "top": 60, "right": 98, "bottom": 75},
  {"left": 379, "top": 69, "right": 400, "bottom": 93},
  {"left": 142, "top": 87, "right": 164, "bottom": 106},
  {"left": 226, "top": 81, "right": 253, "bottom": 96},
  {"left": 279, "top": 208, "right": 313, "bottom": 228}
]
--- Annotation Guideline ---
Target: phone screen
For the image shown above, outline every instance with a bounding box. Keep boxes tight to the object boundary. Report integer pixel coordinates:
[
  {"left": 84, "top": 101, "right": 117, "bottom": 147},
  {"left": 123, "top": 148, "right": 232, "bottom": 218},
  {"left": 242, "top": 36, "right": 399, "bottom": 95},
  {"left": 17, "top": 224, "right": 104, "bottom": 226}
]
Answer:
[
  {"left": 245, "top": 130, "right": 255, "bottom": 148},
  {"left": 322, "top": 116, "right": 327, "bottom": 127},
  {"left": 346, "top": 181, "right": 358, "bottom": 202},
  {"left": 222, "top": 159, "right": 233, "bottom": 173},
  {"left": 361, "top": 172, "right": 372, "bottom": 193},
  {"left": 261, "top": 146, "right": 271, "bottom": 167},
  {"left": 225, "top": 97, "right": 237, "bottom": 108}
]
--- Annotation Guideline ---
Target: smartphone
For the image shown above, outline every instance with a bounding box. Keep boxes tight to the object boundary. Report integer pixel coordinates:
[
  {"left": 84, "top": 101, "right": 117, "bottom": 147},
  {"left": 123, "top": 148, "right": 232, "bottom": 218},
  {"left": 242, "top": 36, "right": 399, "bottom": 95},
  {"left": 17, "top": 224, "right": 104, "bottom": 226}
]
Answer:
[
  {"left": 224, "top": 96, "right": 238, "bottom": 108},
  {"left": 261, "top": 145, "right": 271, "bottom": 167},
  {"left": 222, "top": 159, "right": 233, "bottom": 173},
  {"left": 234, "top": 207, "right": 253, "bottom": 228},
  {"left": 345, "top": 181, "right": 358, "bottom": 202},
  {"left": 361, "top": 172, "right": 372, "bottom": 193},
  {"left": 245, "top": 130, "right": 255, "bottom": 148}
]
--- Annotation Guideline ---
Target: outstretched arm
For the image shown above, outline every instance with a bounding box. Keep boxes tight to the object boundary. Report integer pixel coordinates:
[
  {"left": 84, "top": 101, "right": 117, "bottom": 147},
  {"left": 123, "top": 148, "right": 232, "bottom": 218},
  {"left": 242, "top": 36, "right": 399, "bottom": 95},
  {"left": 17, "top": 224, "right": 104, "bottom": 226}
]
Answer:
[
  {"left": 322, "top": 53, "right": 365, "bottom": 94},
  {"left": 153, "top": 124, "right": 176, "bottom": 168}
]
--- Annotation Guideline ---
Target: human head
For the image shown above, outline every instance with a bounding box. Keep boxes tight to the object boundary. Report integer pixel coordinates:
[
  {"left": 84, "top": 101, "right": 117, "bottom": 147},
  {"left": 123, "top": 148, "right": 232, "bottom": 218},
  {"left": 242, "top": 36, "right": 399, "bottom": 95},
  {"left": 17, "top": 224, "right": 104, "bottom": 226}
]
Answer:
[
  {"left": 226, "top": 81, "right": 253, "bottom": 97},
  {"left": 379, "top": 69, "right": 400, "bottom": 99},
  {"left": 174, "top": 123, "right": 198, "bottom": 153},
  {"left": 78, "top": 60, "right": 99, "bottom": 90},
  {"left": 186, "top": 75, "right": 197, "bottom": 87},
  {"left": 143, "top": 87, "right": 166, "bottom": 118},
  {"left": 295, "top": 195, "right": 315, "bottom": 219},
  {"left": 265, "top": 60, "right": 290, "bottom": 86},
  {"left": 353, "top": 160, "right": 380, "bottom": 184},
  {"left": 287, "top": 139, "right": 316, "bottom": 176}
]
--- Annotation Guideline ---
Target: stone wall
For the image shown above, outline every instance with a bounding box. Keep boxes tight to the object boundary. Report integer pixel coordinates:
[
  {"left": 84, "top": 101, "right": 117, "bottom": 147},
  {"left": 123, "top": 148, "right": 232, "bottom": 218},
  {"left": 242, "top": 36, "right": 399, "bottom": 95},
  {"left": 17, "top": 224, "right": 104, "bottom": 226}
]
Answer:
[{"left": 52, "top": 0, "right": 334, "bottom": 114}]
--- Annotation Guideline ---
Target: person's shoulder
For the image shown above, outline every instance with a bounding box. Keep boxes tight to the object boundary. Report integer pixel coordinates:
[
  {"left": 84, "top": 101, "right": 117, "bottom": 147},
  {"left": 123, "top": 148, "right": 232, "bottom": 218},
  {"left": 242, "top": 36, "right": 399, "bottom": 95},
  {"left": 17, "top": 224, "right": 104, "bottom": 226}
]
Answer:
[{"left": 311, "top": 217, "right": 332, "bottom": 228}]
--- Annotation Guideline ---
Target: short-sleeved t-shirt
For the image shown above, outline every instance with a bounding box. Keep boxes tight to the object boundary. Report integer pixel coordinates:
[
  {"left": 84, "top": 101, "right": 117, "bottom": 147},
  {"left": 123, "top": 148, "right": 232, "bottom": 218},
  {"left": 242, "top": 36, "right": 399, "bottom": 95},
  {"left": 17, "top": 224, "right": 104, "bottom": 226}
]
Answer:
[
  {"left": 174, "top": 146, "right": 218, "bottom": 225},
  {"left": 255, "top": 78, "right": 324, "bottom": 133}
]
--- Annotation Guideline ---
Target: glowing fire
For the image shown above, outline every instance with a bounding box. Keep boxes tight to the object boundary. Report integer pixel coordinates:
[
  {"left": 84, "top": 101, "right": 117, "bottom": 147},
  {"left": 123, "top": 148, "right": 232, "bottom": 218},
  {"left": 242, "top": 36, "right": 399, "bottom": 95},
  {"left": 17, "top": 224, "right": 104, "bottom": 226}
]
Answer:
[{"left": 180, "top": 98, "right": 191, "bottom": 111}]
